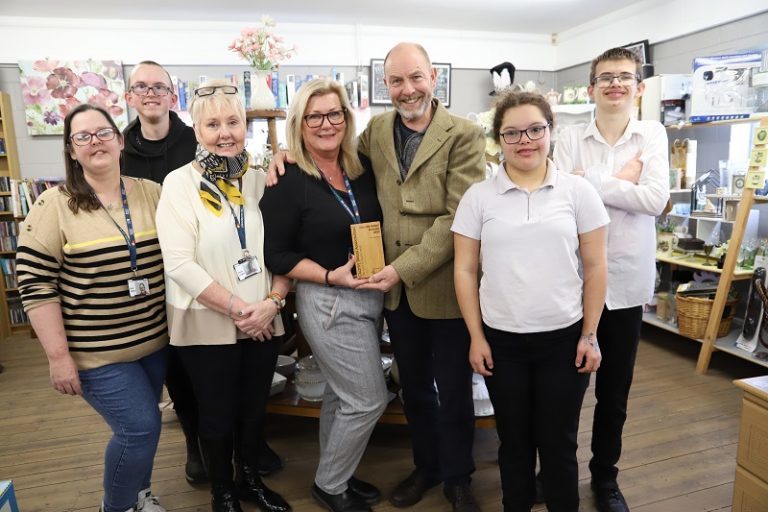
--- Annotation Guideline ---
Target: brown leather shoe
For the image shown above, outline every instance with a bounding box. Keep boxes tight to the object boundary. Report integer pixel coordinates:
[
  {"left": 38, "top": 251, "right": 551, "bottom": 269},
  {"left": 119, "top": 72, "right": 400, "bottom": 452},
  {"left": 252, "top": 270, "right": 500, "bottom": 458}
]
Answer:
[
  {"left": 389, "top": 469, "right": 441, "bottom": 508},
  {"left": 444, "top": 483, "right": 481, "bottom": 512}
]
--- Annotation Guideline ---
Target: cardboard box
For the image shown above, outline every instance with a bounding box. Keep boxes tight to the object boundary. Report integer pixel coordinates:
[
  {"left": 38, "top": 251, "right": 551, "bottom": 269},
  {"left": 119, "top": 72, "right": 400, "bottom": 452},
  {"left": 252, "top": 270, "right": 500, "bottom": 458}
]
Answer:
[
  {"left": 0, "top": 480, "right": 19, "bottom": 512},
  {"left": 690, "top": 51, "right": 762, "bottom": 123}
]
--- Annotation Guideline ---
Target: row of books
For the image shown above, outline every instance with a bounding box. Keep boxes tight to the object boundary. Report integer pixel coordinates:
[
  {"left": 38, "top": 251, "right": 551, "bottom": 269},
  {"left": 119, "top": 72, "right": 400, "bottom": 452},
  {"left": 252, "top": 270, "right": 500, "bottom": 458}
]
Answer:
[
  {"left": 172, "top": 70, "right": 371, "bottom": 112},
  {"left": 0, "top": 177, "right": 9, "bottom": 192},
  {"left": 1, "top": 257, "right": 17, "bottom": 289},
  {"left": 0, "top": 138, "right": 6, "bottom": 156},
  {"left": 0, "top": 221, "right": 18, "bottom": 251},
  {"left": 6, "top": 297, "right": 28, "bottom": 325},
  {"left": 9, "top": 177, "right": 64, "bottom": 217}
]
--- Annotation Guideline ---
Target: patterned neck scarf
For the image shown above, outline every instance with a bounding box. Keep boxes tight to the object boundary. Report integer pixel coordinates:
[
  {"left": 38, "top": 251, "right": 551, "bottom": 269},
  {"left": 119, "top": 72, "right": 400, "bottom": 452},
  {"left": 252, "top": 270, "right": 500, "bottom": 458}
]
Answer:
[{"left": 196, "top": 145, "right": 249, "bottom": 216}]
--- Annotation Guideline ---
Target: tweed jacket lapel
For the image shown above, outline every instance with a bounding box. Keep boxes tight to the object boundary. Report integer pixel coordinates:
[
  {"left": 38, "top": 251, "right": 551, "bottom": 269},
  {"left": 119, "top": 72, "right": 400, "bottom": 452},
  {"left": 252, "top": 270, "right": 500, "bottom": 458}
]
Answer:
[
  {"left": 405, "top": 102, "right": 452, "bottom": 181},
  {"left": 372, "top": 112, "right": 400, "bottom": 180}
]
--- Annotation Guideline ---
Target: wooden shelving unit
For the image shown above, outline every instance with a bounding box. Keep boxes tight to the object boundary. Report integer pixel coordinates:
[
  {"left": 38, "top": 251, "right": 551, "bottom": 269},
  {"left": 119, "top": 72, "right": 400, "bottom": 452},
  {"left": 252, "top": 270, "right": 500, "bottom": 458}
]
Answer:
[
  {"left": 649, "top": 116, "right": 768, "bottom": 372},
  {"left": 0, "top": 91, "right": 25, "bottom": 340}
]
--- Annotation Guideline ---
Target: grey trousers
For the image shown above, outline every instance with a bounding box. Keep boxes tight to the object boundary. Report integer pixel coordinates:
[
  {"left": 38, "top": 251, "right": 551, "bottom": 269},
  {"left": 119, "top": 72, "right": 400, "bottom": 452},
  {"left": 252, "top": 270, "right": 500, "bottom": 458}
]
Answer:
[{"left": 296, "top": 281, "right": 388, "bottom": 494}]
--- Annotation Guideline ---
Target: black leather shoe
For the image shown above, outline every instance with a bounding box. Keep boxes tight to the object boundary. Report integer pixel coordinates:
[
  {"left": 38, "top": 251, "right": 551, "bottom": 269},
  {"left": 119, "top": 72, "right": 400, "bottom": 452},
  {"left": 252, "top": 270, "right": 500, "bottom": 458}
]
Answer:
[
  {"left": 389, "top": 469, "right": 441, "bottom": 508},
  {"left": 444, "top": 483, "right": 481, "bottom": 512},
  {"left": 347, "top": 476, "right": 381, "bottom": 505},
  {"left": 211, "top": 484, "right": 244, "bottom": 512},
  {"left": 312, "top": 484, "right": 371, "bottom": 512},
  {"left": 592, "top": 484, "right": 629, "bottom": 512},
  {"left": 238, "top": 465, "right": 291, "bottom": 512},
  {"left": 257, "top": 440, "right": 283, "bottom": 476}
]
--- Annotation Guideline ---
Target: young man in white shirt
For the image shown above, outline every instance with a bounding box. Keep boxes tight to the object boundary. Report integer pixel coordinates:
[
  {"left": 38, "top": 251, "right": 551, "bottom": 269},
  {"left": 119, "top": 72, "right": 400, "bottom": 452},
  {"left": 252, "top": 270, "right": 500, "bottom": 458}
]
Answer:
[{"left": 553, "top": 47, "right": 670, "bottom": 512}]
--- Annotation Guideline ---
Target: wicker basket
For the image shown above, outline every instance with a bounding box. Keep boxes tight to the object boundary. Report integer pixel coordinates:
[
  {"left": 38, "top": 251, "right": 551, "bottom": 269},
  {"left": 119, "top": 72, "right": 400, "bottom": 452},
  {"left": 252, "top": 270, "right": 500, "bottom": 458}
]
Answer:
[{"left": 676, "top": 293, "right": 737, "bottom": 339}]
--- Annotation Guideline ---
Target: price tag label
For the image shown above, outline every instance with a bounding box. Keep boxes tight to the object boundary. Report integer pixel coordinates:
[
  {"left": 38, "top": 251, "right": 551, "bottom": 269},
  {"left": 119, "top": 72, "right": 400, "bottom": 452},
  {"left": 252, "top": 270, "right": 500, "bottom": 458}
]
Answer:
[
  {"left": 754, "top": 127, "right": 768, "bottom": 146},
  {"left": 745, "top": 169, "right": 766, "bottom": 189},
  {"left": 750, "top": 148, "right": 767, "bottom": 168}
]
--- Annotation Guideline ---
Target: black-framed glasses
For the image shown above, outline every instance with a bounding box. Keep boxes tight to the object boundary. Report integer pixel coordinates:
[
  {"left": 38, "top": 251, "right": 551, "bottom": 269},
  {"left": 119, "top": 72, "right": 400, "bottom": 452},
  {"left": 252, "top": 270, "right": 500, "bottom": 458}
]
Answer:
[
  {"left": 194, "top": 85, "right": 239, "bottom": 97},
  {"left": 70, "top": 128, "right": 117, "bottom": 146},
  {"left": 129, "top": 83, "right": 173, "bottom": 96},
  {"left": 592, "top": 73, "right": 640, "bottom": 87},
  {"left": 303, "top": 109, "right": 346, "bottom": 128},
  {"left": 500, "top": 124, "right": 549, "bottom": 144}
]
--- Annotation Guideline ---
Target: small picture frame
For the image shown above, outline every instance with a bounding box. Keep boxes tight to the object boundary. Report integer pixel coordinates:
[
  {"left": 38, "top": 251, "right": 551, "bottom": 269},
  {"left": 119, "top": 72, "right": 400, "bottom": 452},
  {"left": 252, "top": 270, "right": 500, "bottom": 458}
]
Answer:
[
  {"left": 621, "top": 40, "right": 651, "bottom": 65},
  {"left": 562, "top": 86, "right": 578, "bottom": 104},
  {"left": 369, "top": 59, "right": 391, "bottom": 106},
  {"left": 433, "top": 63, "right": 451, "bottom": 107}
]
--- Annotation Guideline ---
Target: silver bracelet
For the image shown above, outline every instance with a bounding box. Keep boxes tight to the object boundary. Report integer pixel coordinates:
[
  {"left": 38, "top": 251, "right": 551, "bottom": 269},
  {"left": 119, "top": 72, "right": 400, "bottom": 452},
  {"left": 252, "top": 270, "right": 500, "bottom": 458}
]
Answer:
[{"left": 227, "top": 293, "right": 235, "bottom": 318}]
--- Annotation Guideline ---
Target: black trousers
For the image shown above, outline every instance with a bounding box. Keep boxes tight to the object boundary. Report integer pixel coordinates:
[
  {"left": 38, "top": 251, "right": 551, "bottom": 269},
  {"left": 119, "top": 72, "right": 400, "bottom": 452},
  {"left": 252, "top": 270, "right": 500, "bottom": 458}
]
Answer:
[
  {"left": 177, "top": 338, "right": 280, "bottom": 484},
  {"left": 165, "top": 346, "right": 198, "bottom": 442},
  {"left": 589, "top": 306, "right": 642, "bottom": 488},
  {"left": 384, "top": 291, "right": 475, "bottom": 485},
  {"left": 484, "top": 321, "right": 588, "bottom": 512}
]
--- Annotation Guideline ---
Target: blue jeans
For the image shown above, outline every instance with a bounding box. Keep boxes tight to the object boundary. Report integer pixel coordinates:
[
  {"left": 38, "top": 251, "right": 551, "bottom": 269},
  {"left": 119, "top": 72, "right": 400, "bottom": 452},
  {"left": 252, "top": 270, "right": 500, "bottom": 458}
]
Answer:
[{"left": 79, "top": 347, "right": 168, "bottom": 512}]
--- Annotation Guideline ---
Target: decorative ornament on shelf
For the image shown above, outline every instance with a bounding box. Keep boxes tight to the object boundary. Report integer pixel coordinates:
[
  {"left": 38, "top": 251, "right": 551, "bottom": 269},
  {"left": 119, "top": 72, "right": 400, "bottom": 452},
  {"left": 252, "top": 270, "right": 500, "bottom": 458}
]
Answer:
[
  {"left": 467, "top": 108, "right": 502, "bottom": 177},
  {"left": 228, "top": 15, "right": 297, "bottom": 110}
]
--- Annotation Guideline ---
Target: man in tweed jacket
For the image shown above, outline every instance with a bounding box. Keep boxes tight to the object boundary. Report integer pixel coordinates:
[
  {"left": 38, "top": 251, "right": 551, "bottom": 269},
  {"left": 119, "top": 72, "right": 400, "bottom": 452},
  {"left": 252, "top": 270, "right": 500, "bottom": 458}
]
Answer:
[{"left": 358, "top": 42, "right": 486, "bottom": 512}]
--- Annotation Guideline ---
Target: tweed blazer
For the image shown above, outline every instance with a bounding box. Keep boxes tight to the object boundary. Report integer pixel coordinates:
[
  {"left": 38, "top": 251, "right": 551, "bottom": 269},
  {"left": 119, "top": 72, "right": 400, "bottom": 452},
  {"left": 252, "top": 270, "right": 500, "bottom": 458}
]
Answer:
[{"left": 358, "top": 101, "right": 485, "bottom": 319}]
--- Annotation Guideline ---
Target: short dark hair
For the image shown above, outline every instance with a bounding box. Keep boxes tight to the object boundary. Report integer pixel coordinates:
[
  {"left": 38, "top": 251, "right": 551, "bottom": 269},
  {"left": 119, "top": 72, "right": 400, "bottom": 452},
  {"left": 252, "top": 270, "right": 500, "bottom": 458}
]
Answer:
[
  {"left": 130, "top": 60, "right": 173, "bottom": 88},
  {"left": 62, "top": 104, "right": 122, "bottom": 213},
  {"left": 492, "top": 91, "right": 554, "bottom": 139},
  {"left": 589, "top": 48, "right": 641, "bottom": 85}
]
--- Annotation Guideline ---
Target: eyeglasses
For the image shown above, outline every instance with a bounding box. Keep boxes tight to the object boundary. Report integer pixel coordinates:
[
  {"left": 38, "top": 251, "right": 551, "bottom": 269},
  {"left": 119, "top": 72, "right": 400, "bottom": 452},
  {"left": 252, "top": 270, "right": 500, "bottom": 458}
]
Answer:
[
  {"left": 592, "top": 73, "right": 640, "bottom": 87},
  {"left": 194, "top": 85, "right": 239, "bottom": 97},
  {"left": 500, "top": 124, "right": 549, "bottom": 144},
  {"left": 129, "top": 83, "right": 173, "bottom": 96},
  {"left": 70, "top": 128, "right": 118, "bottom": 146},
  {"left": 303, "top": 109, "right": 346, "bottom": 128}
]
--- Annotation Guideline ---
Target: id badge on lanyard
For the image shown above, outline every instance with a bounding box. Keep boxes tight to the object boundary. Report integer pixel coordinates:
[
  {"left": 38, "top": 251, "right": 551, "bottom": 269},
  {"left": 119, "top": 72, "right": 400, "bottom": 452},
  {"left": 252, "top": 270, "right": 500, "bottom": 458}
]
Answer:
[{"left": 233, "top": 250, "right": 262, "bottom": 281}]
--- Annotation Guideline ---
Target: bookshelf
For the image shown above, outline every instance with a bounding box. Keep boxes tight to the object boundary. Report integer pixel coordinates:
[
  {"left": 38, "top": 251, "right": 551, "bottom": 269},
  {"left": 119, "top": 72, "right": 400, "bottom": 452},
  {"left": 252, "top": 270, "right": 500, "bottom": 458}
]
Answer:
[{"left": 0, "top": 91, "right": 24, "bottom": 339}]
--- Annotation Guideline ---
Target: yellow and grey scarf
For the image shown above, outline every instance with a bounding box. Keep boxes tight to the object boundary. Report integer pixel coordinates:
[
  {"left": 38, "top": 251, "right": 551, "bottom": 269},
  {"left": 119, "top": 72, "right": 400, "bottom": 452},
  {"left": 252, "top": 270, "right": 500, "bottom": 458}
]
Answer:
[{"left": 196, "top": 145, "right": 249, "bottom": 216}]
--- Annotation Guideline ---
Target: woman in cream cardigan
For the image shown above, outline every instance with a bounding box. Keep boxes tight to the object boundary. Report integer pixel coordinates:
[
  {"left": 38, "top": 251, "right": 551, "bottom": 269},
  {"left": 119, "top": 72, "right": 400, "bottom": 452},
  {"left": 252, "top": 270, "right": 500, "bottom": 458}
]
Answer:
[{"left": 156, "top": 80, "right": 290, "bottom": 512}]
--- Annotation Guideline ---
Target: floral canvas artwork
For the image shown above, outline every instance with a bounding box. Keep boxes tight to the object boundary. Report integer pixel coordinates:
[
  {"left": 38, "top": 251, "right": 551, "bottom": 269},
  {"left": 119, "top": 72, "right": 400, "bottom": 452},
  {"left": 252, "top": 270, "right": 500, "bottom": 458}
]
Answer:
[{"left": 18, "top": 59, "right": 128, "bottom": 135}]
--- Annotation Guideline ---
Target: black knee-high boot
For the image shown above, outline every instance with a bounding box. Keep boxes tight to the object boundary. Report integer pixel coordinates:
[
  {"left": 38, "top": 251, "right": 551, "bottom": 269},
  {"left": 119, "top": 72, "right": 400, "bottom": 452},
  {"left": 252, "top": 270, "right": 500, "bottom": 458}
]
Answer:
[
  {"left": 235, "top": 420, "right": 291, "bottom": 512},
  {"left": 199, "top": 436, "right": 243, "bottom": 512},
  {"left": 176, "top": 410, "right": 207, "bottom": 484}
]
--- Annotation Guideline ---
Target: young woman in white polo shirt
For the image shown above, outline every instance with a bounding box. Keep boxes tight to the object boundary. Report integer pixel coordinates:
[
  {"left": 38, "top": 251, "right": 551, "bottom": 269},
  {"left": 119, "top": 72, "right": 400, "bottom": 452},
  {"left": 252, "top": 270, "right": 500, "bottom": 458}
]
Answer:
[{"left": 452, "top": 91, "right": 609, "bottom": 512}]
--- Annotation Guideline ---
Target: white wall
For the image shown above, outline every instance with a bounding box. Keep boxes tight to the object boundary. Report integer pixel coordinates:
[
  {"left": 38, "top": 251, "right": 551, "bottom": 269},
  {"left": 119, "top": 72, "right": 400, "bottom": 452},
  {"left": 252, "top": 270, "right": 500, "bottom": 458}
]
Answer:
[
  {"left": 556, "top": 0, "right": 768, "bottom": 69},
  {"left": 0, "top": 17, "right": 555, "bottom": 70}
]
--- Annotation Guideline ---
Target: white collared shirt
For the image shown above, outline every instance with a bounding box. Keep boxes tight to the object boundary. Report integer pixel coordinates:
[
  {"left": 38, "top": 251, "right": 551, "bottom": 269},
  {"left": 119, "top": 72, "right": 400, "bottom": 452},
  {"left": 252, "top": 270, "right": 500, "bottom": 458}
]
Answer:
[
  {"left": 452, "top": 161, "right": 609, "bottom": 333},
  {"left": 553, "top": 118, "right": 670, "bottom": 310}
]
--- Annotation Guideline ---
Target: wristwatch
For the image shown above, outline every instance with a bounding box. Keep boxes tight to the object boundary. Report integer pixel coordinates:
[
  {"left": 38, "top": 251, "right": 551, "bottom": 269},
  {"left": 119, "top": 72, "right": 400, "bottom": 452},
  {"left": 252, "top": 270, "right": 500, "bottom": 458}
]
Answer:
[{"left": 268, "top": 292, "right": 286, "bottom": 311}]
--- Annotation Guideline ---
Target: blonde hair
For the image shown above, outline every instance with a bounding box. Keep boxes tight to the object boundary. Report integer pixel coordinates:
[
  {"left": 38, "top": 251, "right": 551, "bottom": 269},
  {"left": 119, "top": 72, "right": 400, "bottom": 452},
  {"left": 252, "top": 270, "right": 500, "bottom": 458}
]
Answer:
[
  {"left": 189, "top": 79, "right": 246, "bottom": 127},
  {"left": 286, "top": 79, "right": 362, "bottom": 179}
]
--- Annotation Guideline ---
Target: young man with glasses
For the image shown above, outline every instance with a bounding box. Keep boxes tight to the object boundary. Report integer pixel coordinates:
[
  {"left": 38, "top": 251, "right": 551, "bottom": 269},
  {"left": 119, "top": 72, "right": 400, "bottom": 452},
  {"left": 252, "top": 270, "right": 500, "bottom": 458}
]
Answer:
[
  {"left": 551, "top": 47, "right": 670, "bottom": 512},
  {"left": 123, "top": 61, "right": 197, "bottom": 184}
]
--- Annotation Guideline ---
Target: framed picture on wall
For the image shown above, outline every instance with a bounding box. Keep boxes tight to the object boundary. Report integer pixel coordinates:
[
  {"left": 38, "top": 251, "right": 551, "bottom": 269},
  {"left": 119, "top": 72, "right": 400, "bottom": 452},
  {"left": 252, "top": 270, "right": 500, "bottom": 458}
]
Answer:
[
  {"left": 433, "top": 63, "right": 451, "bottom": 107},
  {"left": 369, "top": 59, "right": 391, "bottom": 106},
  {"left": 621, "top": 40, "right": 651, "bottom": 65}
]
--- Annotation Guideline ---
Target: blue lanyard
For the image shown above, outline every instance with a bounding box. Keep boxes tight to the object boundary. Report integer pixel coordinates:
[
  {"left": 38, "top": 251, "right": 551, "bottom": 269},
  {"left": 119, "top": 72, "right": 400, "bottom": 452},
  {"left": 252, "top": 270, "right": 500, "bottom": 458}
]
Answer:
[
  {"left": 323, "top": 171, "right": 361, "bottom": 224},
  {"left": 205, "top": 174, "right": 247, "bottom": 251},
  {"left": 99, "top": 179, "right": 139, "bottom": 273}
]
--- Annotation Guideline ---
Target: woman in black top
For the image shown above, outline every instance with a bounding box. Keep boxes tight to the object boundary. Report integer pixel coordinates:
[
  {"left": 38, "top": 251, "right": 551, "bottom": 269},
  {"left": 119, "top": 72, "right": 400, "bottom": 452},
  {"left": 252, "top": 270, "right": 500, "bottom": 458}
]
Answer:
[{"left": 260, "top": 79, "right": 387, "bottom": 512}]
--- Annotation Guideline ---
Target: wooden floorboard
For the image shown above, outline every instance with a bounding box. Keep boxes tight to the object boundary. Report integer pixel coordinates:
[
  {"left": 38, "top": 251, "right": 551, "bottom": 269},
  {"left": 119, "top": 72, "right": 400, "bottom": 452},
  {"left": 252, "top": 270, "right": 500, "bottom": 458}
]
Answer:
[{"left": 1, "top": 324, "right": 765, "bottom": 511}]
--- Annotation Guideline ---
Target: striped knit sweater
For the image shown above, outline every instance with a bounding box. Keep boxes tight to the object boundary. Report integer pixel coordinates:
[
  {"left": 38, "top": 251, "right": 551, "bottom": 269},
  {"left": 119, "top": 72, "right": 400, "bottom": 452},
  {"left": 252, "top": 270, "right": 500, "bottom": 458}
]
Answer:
[{"left": 16, "top": 178, "right": 168, "bottom": 370}]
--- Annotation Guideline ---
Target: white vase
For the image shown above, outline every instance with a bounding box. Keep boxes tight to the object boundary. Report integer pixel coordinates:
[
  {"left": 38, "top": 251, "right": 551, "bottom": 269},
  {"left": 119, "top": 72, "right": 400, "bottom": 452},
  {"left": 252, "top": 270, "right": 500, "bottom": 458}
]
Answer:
[{"left": 250, "top": 70, "right": 276, "bottom": 110}]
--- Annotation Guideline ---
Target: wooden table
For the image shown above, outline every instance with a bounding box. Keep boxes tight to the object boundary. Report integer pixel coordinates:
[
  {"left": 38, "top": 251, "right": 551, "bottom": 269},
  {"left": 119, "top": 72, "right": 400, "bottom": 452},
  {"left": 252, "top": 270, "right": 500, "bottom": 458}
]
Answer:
[{"left": 267, "top": 381, "right": 497, "bottom": 428}]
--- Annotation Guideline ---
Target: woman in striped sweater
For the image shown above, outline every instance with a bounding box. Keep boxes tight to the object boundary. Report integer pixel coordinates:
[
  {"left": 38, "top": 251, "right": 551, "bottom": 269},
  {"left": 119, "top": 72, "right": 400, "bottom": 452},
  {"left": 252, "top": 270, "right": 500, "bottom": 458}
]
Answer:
[{"left": 17, "top": 104, "right": 168, "bottom": 512}]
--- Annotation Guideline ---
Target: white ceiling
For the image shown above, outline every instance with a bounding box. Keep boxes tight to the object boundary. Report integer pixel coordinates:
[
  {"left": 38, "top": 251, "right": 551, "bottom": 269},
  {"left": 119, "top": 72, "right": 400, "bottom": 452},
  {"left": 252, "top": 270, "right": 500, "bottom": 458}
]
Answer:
[{"left": 1, "top": 0, "right": 646, "bottom": 34}]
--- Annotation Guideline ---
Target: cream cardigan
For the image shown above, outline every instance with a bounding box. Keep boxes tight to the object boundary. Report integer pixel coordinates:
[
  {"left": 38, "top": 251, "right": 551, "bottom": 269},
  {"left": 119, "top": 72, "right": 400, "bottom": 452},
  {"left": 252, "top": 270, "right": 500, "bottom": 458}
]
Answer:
[{"left": 156, "top": 162, "right": 283, "bottom": 346}]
